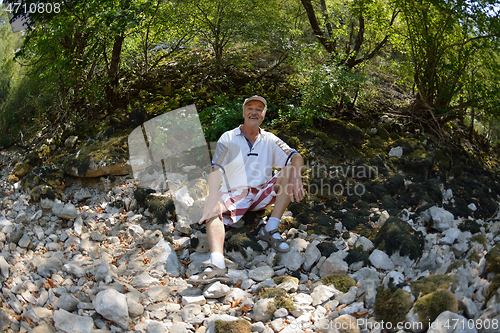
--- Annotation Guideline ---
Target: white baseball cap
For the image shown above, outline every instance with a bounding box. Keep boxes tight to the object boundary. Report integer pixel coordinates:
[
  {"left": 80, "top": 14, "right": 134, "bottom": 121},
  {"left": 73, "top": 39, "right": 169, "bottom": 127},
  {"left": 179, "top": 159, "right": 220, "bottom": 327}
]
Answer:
[{"left": 243, "top": 95, "right": 267, "bottom": 113}]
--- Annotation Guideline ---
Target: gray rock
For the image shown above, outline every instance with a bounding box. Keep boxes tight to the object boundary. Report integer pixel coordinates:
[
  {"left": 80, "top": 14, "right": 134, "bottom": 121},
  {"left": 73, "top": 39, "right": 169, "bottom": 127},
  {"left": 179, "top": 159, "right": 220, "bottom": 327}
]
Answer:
[
  {"left": 56, "top": 293, "right": 80, "bottom": 312},
  {"left": 303, "top": 241, "right": 321, "bottom": 271},
  {"left": 52, "top": 202, "right": 78, "bottom": 220},
  {"left": 145, "top": 239, "right": 182, "bottom": 277},
  {"left": 248, "top": 265, "right": 274, "bottom": 282},
  {"left": 389, "top": 146, "right": 403, "bottom": 158},
  {"left": 0, "top": 256, "right": 10, "bottom": 278},
  {"left": 53, "top": 309, "right": 94, "bottom": 333},
  {"left": 93, "top": 289, "right": 129, "bottom": 329},
  {"left": 28, "top": 323, "right": 55, "bottom": 333},
  {"left": 427, "top": 311, "right": 477, "bottom": 333},
  {"left": 131, "top": 272, "right": 159, "bottom": 288}
]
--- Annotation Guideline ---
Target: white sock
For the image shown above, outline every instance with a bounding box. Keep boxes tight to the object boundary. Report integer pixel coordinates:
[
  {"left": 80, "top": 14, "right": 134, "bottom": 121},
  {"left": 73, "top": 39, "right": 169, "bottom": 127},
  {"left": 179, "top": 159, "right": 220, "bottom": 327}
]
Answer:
[
  {"left": 210, "top": 252, "right": 226, "bottom": 269},
  {"left": 264, "top": 217, "right": 289, "bottom": 251}
]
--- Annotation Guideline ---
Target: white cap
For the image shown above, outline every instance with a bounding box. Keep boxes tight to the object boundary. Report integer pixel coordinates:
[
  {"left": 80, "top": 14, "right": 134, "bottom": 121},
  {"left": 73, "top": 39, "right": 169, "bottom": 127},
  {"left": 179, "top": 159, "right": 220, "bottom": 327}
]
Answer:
[{"left": 243, "top": 95, "right": 267, "bottom": 113}]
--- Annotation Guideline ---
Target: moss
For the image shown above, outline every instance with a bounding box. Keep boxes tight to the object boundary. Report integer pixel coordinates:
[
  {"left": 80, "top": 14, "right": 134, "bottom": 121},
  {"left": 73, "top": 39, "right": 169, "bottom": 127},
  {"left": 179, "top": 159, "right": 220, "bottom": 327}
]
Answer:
[
  {"left": 485, "top": 274, "right": 500, "bottom": 305},
  {"left": 226, "top": 232, "right": 263, "bottom": 259},
  {"left": 468, "top": 249, "right": 480, "bottom": 263},
  {"left": 273, "top": 254, "right": 280, "bottom": 266},
  {"left": 255, "top": 286, "right": 295, "bottom": 313},
  {"left": 320, "top": 274, "right": 356, "bottom": 293},
  {"left": 413, "top": 290, "right": 458, "bottom": 329},
  {"left": 470, "top": 234, "right": 487, "bottom": 246},
  {"left": 345, "top": 249, "right": 370, "bottom": 266},
  {"left": 12, "top": 153, "right": 40, "bottom": 179},
  {"left": 374, "top": 287, "right": 413, "bottom": 326},
  {"left": 446, "top": 260, "right": 466, "bottom": 273},
  {"left": 214, "top": 319, "right": 252, "bottom": 333},
  {"left": 410, "top": 275, "right": 457, "bottom": 298},
  {"left": 458, "top": 219, "right": 481, "bottom": 234},
  {"left": 485, "top": 243, "right": 500, "bottom": 274},
  {"left": 144, "top": 195, "right": 176, "bottom": 224},
  {"left": 273, "top": 276, "right": 299, "bottom": 285},
  {"left": 279, "top": 217, "right": 299, "bottom": 232},
  {"left": 373, "top": 217, "right": 424, "bottom": 260}
]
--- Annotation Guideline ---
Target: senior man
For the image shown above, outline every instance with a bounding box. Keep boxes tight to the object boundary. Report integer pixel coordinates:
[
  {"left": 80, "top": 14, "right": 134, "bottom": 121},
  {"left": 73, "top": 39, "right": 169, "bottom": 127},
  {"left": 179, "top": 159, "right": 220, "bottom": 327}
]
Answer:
[{"left": 189, "top": 95, "right": 304, "bottom": 285}]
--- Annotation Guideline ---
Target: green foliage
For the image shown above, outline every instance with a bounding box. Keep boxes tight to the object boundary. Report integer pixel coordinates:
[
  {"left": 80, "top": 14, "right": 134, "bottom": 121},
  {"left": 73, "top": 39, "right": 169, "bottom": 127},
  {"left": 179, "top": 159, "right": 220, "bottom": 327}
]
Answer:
[
  {"left": 301, "top": 64, "right": 366, "bottom": 113},
  {"left": 199, "top": 97, "right": 244, "bottom": 141},
  {"left": 396, "top": 0, "right": 500, "bottom": 116}
]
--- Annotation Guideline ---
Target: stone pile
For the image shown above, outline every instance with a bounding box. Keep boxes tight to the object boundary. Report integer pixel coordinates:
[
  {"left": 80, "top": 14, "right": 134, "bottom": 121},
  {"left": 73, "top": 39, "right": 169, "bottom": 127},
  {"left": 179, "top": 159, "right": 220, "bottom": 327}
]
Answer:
[{"left": 0, "top": 158, "right": 500, "bottom": 333}]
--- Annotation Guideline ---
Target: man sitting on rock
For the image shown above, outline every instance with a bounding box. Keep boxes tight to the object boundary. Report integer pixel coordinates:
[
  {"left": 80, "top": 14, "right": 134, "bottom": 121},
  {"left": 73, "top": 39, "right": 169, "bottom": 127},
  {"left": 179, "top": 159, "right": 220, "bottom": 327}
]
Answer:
[{"left": 188, "top": 95, "right": 304, "bottom": 285}]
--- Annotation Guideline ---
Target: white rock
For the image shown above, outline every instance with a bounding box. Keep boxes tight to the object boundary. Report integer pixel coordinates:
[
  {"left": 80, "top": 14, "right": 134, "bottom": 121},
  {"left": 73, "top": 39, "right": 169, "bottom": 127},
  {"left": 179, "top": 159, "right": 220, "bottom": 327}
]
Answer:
[
  {"left": 311, "top": 285, "right": 338, "bottom": 306},
  {"left": 131, "top": 272, "right": 159, "bottom": 288},
  {"left": 93, "top": 289, "right": 129, "bottom": 329},
  {"left": 53, "top": 309, "right": 94, "bottom": 333},
  {"left": 369, "top": 249, "right": 395, "bottom": 270},
  {"left": 444, "top": 189, "right": 453, "bottom": 201},
  {"left": 278, "top": 246, "right": 305, "bottom": 271},
  {"left": 319, "top": 251, "right": 349, "bottom": 277},
  {"left": 182, "top": 295, "right": 206, "bottom": 306},
  {"left": 377, "top": 210, "right": 390, "bottom": 227},
  {"left": 203, "top": 281, "right": 230, "bottom": 298},
  {"left": 439, "top": 228, "right": 462, "bottom": 245},
  {"left": 423, "top": 206, "right": 454, "bottom": 232},
  {"left": 468, "top": 203, "right": 477, "bottom": 211},
  {"left": 355, "top": 236, "right": 374, "bottom": 252},
  {"left": 389, "top": 146, "right": 403, "bottom": 158}
]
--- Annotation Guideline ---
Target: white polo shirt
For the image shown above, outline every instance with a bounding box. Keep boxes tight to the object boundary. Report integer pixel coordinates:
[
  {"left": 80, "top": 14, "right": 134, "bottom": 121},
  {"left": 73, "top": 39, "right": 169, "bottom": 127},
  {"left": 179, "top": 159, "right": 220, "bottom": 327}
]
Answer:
[{"left": 212, "top": 126, "right": 298, "bottom": 192}]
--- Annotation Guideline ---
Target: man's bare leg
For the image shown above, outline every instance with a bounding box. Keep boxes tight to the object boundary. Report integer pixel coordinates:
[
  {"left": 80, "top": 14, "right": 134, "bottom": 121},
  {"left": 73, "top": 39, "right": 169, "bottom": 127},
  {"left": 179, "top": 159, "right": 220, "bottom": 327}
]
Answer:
[{"left": 206, "top": 216, "right": 225, "bottom": 255}]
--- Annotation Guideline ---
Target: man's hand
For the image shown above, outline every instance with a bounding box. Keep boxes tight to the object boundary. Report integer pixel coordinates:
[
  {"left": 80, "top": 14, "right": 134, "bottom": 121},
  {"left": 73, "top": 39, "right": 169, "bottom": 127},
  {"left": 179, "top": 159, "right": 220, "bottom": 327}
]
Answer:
[{"left": 199, "top": 196, "right": 226, "bottom": 224}]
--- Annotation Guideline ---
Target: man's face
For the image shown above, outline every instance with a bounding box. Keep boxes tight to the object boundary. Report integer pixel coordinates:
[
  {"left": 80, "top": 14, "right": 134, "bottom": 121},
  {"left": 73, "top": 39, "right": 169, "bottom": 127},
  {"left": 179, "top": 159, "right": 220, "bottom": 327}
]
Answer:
[{"left": 243, "top": 101, "right": 266, "bottom": 127}]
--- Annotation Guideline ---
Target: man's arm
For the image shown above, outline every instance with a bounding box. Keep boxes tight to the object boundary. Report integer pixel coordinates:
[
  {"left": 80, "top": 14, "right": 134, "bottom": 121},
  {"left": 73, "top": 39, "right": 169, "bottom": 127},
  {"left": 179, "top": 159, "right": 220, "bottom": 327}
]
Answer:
[
  {"left": 199, "top": 167, "right": 225, "bottom": 224},
  {"left": 287, "top": 153, "right": 305, "bottom": 202}
]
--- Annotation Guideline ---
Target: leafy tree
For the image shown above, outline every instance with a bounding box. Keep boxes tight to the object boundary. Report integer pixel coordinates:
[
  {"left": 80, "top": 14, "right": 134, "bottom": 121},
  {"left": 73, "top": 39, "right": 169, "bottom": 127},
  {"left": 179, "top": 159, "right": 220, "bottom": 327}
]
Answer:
[
  {"left": 397, "top": 0, "right": 500, "bottom": 121},
  {"left": 182, "top": 0, "right": 284, "bottom": 64},
  {"left": 122, "top": 0, "right": 195, "bottom": 77},
  {"left": 0, "top": 5, "right": 21, "bottom": 105},
  {"left": 300, "top": 0, "right": 399, "bottom": 69}
]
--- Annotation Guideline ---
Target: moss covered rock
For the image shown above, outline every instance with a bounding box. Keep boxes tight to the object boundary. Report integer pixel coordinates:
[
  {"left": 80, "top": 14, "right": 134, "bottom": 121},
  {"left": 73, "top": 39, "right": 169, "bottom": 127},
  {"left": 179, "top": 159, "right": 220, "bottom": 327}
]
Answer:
[
  {"left": 19, "top": 165, "right": 65, "bottom": 202},
  {"left": 12, "top": 153, "right": 40, "bottom": 179},
  {"left": 374, "top": 287, "right": 413, "bottom": 326},
  {"left": 485, "top": 274, "right": 500, "bottom": 306},
  {"left": 410, "top": 275, "right": 456, "bottom": 297},
  {"left": 64, "top": 129, "right": 131, "bottom": 178},
  {"left": 134, "top": 188, "right": 176, "bottom": 223},
  {"left": 255, "top": 286, "right": 295, "bottom": 313},
  {"left": 319, "top": 274, "right": 356, "bottom": 293},
  {"left": 413, "top": 290, "right": 458, "bottom": 329},
  {"left": 485, "top": 243, "right": 500, "bottom": 275},
  {"left": 373, "top": 217, "right": 424, "bottom": 260},
  {"left": 226, "top": 232, "right": 263, "bottom": 259},
  {"left": 214, "top": 319, "right": 251, "bottom": 333}
]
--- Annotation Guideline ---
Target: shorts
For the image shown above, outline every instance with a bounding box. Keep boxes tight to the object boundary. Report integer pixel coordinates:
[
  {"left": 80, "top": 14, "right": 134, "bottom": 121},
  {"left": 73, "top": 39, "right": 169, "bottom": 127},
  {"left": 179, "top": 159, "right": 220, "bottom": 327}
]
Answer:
[{"left": 220, "top": 174, "right": 278, "bottom": 226}]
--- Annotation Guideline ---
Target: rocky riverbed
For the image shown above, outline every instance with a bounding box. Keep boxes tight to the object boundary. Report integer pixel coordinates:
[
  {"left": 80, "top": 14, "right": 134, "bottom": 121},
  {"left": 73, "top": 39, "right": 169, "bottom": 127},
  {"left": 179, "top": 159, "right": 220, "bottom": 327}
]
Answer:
[{"left": 1, "top": 146, "right": 500, "bottom": 333}]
